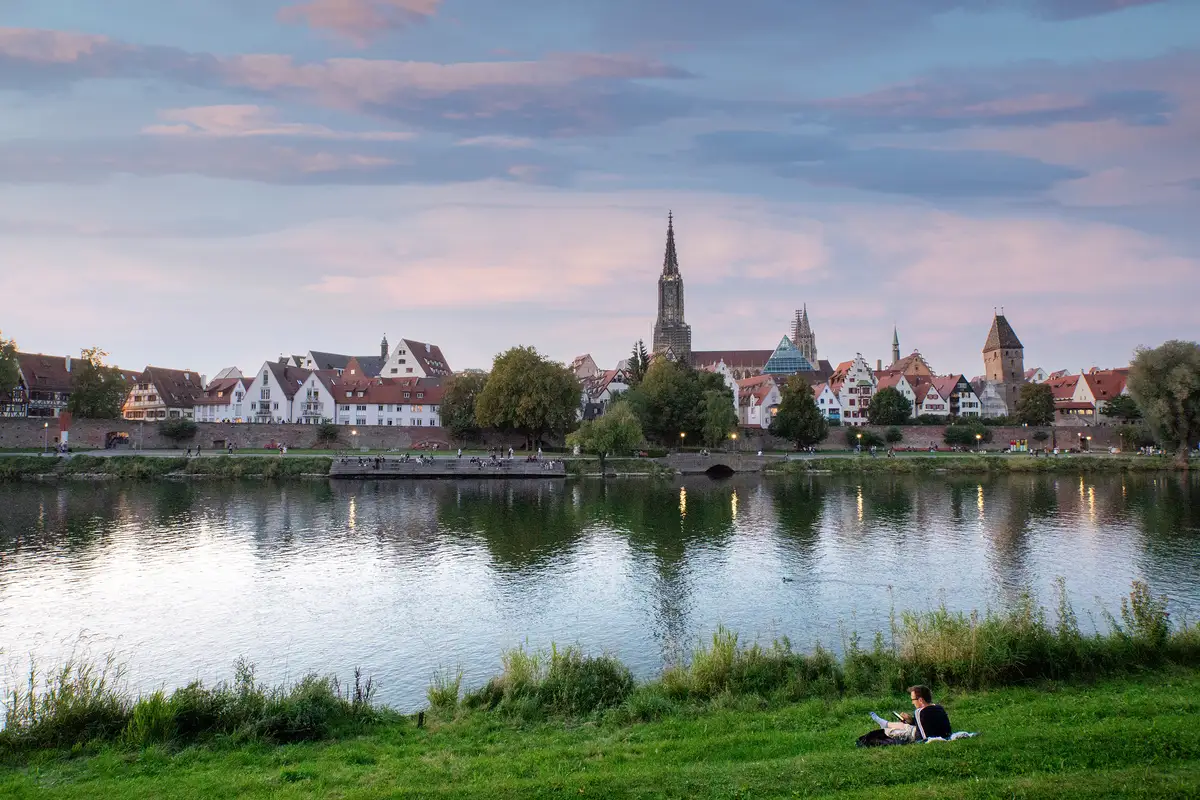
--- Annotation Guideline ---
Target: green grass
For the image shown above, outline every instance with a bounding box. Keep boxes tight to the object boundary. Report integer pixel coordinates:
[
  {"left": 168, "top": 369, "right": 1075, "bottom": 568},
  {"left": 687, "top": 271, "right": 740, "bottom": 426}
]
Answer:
[
  {"left": 767, "top": 454, "right": 1180, "bottom": 475},
  {"left": 2, "top": 671, "right": 1198, "bottom": 798}
]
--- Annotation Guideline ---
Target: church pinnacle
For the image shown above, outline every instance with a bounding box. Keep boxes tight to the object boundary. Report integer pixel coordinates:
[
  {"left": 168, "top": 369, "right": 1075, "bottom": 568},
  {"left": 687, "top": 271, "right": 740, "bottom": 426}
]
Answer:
[
  {"left": 662, "top": 210, "right": 679, "bottom": 276},
  {"left": 791, "top": 304, "right": 818, "bottom": 366}
]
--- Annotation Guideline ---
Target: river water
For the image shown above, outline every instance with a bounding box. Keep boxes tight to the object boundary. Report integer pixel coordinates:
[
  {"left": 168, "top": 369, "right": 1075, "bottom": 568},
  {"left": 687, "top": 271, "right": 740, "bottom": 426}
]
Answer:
[{"left": 2, "top": 473, "right": 1197, "bottom": 710}]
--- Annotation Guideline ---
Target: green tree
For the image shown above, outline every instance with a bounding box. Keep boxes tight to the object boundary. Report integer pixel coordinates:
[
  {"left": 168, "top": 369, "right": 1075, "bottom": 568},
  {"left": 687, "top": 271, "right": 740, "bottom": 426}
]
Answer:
[
  {"left": 567, "top": 402, "right": 644, "bottom": 473},
  {"left": 867, "top": 387, "right": 912, "bottom": 426},
  {"left": 845, "top": 428, "right": 885, "bottom": 448},
  {"left": 442, "top": 372, "right": 488, "bottom": 442},
  {"left": 1127, "top": 340, "right": 1200, "bottom": 466},
  {"left": 1016, "top": 382, "right": 1056, "bottom": 426},
  {"left": 769, "top": 377, "right": 828, "bottom": 449},
  {"left": 0, "top": 330, "right": 18, "bottom": 398},
  {"left": 627, "top": 340, "right": 651, "bottom": 387},
  {"left": 885, "top": 426, "right": 903, "bottom": 443},
  {"left": 475, "top": 347, "right": 579, "bottom": 448},
  {"left": 1104, "top": 393, "right": 1142, "bottom": 423},
  {"left": 944, "top": 424, "right": 992, "bottom": 447},
  {"left": 701, "top": 389, "right": 738, "bottom": 448},
  {"left": 67, "top": 347, "right": 129, "bottom": 419}
]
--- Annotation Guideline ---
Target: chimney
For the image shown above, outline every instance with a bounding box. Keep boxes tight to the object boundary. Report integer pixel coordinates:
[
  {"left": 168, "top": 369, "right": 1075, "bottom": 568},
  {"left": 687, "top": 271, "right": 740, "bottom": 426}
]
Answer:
[
  {"left": 876, "top": 359, "right": 882, "bottom": 372},
  {"left": 200, "top": 374, "right": 207, "bottom": 390},
  {"left": 65, "top": 356, "right": 72, "bottom": 373}
]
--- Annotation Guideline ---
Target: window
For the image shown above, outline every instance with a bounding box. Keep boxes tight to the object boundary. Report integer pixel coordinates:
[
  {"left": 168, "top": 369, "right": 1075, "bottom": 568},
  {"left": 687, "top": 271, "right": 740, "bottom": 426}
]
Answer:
[
  {"left": 356, "top": 404, "right": 367, "bottom": 412},
  {"left": 398, "top": 358, "right": 406, "bottom": 364},
  {"left": 416, "top": 392, "right": 424, "bottom": 399},
  {"left": 377, "top": 405, "right": 384, "bottom": 411},
  {"left": 403, "top": 392, "right": 410, "bottom": 399},
  {"left": 406, "top": 368, "right": 413, "bottom": 373},
  {"left": 390, "top": 368, "right": 398, "bottom": 374},
  {"left": 386, "top": 419, "right": 393, "bottom": 426},
  {"left": 356, "top": 418, "right": 366, "bottom": 426},
  {"left": 340, "top": 405, "right": 350, "bottom": 412},
  {"left": 413, "top": 405, "right": 424, "bottom": 413},
  {"left": 346, "top": 391, "right": 352, "bottom": 398},
  {"left": 251, "top": 402, "right": 257, "bottom": 410}
]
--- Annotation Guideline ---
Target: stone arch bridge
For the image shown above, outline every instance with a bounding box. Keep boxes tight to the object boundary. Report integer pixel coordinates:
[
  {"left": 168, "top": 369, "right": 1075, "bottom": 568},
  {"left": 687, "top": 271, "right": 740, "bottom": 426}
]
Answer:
[{"left": 665, "top": 452, "right": 775, "bottom": 476}]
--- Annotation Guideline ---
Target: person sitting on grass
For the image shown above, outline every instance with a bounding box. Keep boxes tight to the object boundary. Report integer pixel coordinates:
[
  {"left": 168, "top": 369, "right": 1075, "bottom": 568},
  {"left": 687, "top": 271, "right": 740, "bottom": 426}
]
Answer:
[{"left": 858, "top": 685, "right": 951, "bottom": 746}]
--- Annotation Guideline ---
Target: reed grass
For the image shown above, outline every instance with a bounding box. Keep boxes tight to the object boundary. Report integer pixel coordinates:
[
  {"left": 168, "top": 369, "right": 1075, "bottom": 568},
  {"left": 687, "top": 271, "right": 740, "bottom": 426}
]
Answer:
[{"left": 1, "top": 658, "right": 379, "bottom": 759}]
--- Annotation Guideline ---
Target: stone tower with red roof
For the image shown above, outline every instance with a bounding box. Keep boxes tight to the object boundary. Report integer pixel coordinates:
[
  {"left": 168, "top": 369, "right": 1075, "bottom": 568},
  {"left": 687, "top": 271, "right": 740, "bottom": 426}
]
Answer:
[{"left": 983, "top": 310, "right": 1025, "bottom": 413}]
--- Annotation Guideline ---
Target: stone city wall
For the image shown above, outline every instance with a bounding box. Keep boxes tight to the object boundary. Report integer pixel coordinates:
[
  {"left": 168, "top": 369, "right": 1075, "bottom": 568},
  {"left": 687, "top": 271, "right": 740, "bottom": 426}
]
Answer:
[{"left": 734, "top": 424, "right": 1122, "bottom": 452}]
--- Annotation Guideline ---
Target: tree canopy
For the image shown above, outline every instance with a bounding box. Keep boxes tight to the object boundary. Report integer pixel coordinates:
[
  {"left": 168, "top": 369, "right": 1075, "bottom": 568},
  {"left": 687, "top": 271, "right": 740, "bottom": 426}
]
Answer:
[
  {"left": 441, "top": 372, "right": 489, "bottom": 442},
  {"left": 1016, "top": 383, "right": 1056, "bottom": 426},
  {"left": 626, "top": 340, "right": 651, "bottom": 387},
  {"left": 1104, "top": 393, "right": 1142, "bottom": 424},
  {"left": 701, "top": 389, "right": 738, "bottom": 448},
  {"left": 0, "top": 330, "right": 18, "bottom": 398},
  {"left": 475, "top": 347, "right": 579, "bottom": 446},
  {"left": 769, "top": 377, "right": 828, "bottom": 449},
  {"left": 867, "top": 386, "right": 912, "bottom": 426},
  {"left": 1127, "top": 340, "right": 1200, "bottom": 465},
  {"left": 67, "top": 347, "right": 129, "bottom": 419},
  {"left": 567, "top": 402, "right": 644, "bottom": 472},
  {"left": 623, "top": 358, "right": 730, "bottom": 445}
]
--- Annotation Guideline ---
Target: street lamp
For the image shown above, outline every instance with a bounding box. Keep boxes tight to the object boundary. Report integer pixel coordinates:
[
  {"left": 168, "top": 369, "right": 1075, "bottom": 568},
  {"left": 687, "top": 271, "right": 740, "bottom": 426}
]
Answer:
[
  {"left": 43, "top": 421, "right": 49, "bottom": 455},
  {"left": 975, "top": 432, "right": 982, "bottom": 449},
  {"left": 679, "top": 431, "right": 686, "bottom": 452},
  {"left": 729, "top": 432, "right": 738, "bottom": 452}
]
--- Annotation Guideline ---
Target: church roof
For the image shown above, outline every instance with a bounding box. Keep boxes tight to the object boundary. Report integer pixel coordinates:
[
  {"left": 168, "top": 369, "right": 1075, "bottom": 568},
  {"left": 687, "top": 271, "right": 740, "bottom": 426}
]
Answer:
[
  {"left": 691, "top": 349, "right": 772, "bottom": 370},
  {"left": 984, "top": 314, "right": 1023, "bottom": 351},
  {"left": 763, "top": 336, "right": 814, "bottom": 374}
]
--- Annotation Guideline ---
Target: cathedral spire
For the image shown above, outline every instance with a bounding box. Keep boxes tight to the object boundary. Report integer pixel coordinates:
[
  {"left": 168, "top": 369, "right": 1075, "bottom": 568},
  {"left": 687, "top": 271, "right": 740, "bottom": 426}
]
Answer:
[
  {"left": 662, "top": 211, "right": 679, "bottom": 276},
  {"left": 891, "top": 325, "right": 900, "bottom": 367}
]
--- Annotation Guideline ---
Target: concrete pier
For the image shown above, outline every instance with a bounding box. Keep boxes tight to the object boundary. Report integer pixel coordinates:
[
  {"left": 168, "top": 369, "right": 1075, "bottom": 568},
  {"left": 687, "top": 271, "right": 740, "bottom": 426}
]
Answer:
[{"left": 329, "top": 457, "right": 566, "bottom": 479}]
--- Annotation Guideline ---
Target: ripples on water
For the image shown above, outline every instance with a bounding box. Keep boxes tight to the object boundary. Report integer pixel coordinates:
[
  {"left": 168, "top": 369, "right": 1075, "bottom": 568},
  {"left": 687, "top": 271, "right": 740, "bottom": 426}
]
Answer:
[{"left": 1, "top": 473, "right": 1197, "bottom": 710}]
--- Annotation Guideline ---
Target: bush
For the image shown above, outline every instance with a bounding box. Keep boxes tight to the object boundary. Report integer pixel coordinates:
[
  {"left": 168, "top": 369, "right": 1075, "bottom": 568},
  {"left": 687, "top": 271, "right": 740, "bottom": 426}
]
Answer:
[
  {"left": 315, "top": 422, "right": 340, "bottom": 443},
  {"left": 158, "top": 418, "right": 198, "bottom": 442},
  {"left": 845, "top": 429, "right": 885, "bottom": 448},
  {"left": 427, "top": 667, "right": 463, "bottom": 711},
  {"left": 915, "top": 414, "right": 943, "bottom": 425},
  {"left": 461, "top": 644, "right": 633, "bottom": 717},
  {"left": 885, "top": 427, "right": 903, "bottom": 443},
  {"left": 944, "top": 424, "right": 992, "bottom": 447}
]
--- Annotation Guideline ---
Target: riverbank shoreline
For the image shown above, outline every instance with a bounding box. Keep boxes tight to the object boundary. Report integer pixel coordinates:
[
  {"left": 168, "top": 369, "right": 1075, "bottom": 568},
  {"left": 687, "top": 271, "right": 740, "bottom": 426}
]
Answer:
[
  {"left": 0, "top": 452, "right": 1187, "bottom": 481},
  {"left": 3, "top": 670, "right": 1198, "bottom": 798}
]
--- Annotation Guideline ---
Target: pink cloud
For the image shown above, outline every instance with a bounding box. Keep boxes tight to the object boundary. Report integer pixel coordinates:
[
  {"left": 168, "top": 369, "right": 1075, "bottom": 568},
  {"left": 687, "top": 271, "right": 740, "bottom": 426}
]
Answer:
[
  {"left": 0, "top": 27, "right": 110, "bottom": 62},
  {"left": 279, "top": 0, "right": 442, "bottom": 45},
  {"left": 142, "top": 105, "right": 414, "bottom": 140}
]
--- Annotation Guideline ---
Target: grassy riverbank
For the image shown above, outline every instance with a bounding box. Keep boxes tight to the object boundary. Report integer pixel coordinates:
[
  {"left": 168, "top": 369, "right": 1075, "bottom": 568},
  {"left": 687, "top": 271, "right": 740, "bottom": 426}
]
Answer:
[
  {"left": 0, "top": 455, "right": 334, "bottom": 480},
  {"left": 3, "top": 672, "right": 1198, "bottom": 798}
]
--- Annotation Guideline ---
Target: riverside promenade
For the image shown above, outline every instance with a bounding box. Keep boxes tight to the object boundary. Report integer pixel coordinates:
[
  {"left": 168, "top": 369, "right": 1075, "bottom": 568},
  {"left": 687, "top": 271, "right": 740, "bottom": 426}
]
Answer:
[{"left": 330, "top": 456, "right": 567, "bottom": 479}]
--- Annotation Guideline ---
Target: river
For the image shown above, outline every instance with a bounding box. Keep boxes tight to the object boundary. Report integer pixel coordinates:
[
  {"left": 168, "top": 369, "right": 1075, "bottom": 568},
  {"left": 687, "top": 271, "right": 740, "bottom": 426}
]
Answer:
[{"left": 2, "top": 473, "right": 1197, "bottom": 710}]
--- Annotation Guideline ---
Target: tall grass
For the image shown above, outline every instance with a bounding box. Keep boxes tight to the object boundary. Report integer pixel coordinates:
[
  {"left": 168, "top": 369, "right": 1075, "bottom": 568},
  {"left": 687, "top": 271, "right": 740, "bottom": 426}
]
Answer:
[
  {"left": 1, "top": 658, "right": 379, "bottom": 758},
  {"left": 462, "top": 644, "right": 634, "bottom": 717}
]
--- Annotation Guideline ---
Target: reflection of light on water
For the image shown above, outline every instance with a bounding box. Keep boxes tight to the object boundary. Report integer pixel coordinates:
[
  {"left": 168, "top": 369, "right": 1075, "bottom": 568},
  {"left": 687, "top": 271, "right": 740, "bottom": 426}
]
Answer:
[
  {"left": 679, "top": 487, "right": 687, "bottom": 518},
  {"left": 1079, "top": 476, "right": 1086, "bottom": 502},
  {"left": 977, "top": 484, "right": 985, "bottom": 517},
  {"left": 1088, "top": 486, "right": 1096, "bottom": 521},
  {"left": 348, "top": 496, "right": 357, "bottom": 529},
  {"left": 856, "top": 485, "right": 863, "bottom": 523},
  {"left": 731, "top": 491, "right": 738, "bottom": 519}
]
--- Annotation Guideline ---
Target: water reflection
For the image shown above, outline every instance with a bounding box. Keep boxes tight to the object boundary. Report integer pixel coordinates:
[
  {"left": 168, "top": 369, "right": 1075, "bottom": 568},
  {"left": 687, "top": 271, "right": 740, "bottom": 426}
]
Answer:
[{"left": 1, "top": 472, "right": 1197, "bottom": 710}]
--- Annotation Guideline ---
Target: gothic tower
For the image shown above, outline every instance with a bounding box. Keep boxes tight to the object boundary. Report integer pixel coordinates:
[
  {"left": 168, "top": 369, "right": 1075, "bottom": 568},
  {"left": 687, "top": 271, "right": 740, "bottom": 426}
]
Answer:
[
  {"left": 983, "top": 309, "right": 1025, "bottom": 411},
  {"left": 652, "top": 212, "right": 692, "bottom": 362},
  {"left": 381, "top": 333, "right": 389, "bottom": 360},
  {"left": 891, "top": 326, "right": 900, "bottom": 367},
  {"left": 791, "top": 305, "right": 817, "bottom": 366}
]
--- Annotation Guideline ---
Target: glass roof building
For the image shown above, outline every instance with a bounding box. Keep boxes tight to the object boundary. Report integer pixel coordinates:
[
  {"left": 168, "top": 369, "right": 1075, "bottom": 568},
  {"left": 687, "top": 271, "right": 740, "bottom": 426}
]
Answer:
[{"left": 763, "top": 336, "right": 814, "bottom": 375}]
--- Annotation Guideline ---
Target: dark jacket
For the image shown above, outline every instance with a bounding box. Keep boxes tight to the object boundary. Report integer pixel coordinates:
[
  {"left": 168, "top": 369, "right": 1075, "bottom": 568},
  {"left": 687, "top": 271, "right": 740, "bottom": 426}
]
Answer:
[{"left": 915, "top": 704, "right": 951, "bottom": 740}]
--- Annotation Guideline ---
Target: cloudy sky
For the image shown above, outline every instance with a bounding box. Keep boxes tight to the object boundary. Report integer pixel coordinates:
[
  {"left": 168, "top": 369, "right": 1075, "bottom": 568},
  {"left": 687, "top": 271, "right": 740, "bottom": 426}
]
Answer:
[{"left": 1, "top": 0, "right": 1197, "bottom": 378}]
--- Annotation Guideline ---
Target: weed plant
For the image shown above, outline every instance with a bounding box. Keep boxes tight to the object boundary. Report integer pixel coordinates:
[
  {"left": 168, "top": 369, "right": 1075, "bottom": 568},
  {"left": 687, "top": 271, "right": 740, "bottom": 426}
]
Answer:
[
  {"left": 463, "top": 644, "right": 634, "bottom": 716},
  {"left": 1, "top": 658, "right": 378, "bottom": 759}
]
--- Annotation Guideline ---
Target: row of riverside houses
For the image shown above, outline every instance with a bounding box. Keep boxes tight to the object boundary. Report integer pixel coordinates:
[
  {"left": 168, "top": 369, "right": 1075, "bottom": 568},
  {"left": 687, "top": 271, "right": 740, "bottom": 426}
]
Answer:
[{"left": 1, "top": 335, "right": 454, "bottom": 428}]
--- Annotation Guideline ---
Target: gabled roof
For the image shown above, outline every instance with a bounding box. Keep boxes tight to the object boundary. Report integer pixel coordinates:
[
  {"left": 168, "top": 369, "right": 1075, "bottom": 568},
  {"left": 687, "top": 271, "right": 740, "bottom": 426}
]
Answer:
[
  {"left": 1024, "top": 367, "right": 1045, "bottom": 380},
  {"left": 193, "top": 377, "right": 243, "bottom": 406},
  {"left": 888, "top": 350, "right": 934, "bottom": 376},
  {"left": 345, "top": 355, "right": 385, "bottom": 379},
  {"left": 1080, "top": 369, "right": 1128, "bottom": 401},
  {"left": 737, "top": 374, "right": 777, "bottom": 405},
  {"left": 400, "top": 339, "right": 452, "bottom": 377},
  {"left": 16, "top": 352, "right": 73, "bottom": 392},
  {"left": 343, "top": 376, "right": 447, "bottom": 406},
  {"left": 931, "top": 375, "right": 969, "bottom": 399},
  {"left": 1046, "top": 374, "right": 1080, "bottom": 402},
  {"left": 140, "top": 366, "right": 205, "bottom": 408},
  {"left": 983, "top": 314, "right": 1023, "bottom": 351},
  {"left": 265, "top": 362, "right": 312, "bottom": 400},
  {"left": 874, "top": 371, "right": 911, "bottom": 392},
  {"left": 307, "top": 351, "right": 352, "bottom": 371}
]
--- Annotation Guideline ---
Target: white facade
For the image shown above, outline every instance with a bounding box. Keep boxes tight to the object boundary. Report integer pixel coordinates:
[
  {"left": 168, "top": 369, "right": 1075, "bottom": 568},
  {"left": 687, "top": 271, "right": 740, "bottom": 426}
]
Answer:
[
  {"left": 193, "top": 378, "right": 250, "bottom": 423},
  {"left": 814, "top": 383, "right": 842, "bottom": 422},
  {"left": 244, "top": 362, "right": 309, "bottom": 423},
  {"left": 1025, "top": 367, "right": 1049, "bottom": 384},
  {"left": 915, "top": 383, "right": 950, "bottom": 417},
  {"left": 296, "top": 372, "right": 340, "bottom": 424},
  {"left": 381, "top": 339, "right": 451, "bottom": 379},
  {"left": 738, "top": 378, "right": 781, "bottom": 430},
  {"left": 876, "top": 374, "right": 918, "bottom": 419},
  {"left": 333, "top": 380, "right": 444, "bottom": 428},
  {"left": 712, "top": 360, "right": 739, "bottom": 415},
  {"left": 834, "top": 354, "right": 876, "bottom": 427}
]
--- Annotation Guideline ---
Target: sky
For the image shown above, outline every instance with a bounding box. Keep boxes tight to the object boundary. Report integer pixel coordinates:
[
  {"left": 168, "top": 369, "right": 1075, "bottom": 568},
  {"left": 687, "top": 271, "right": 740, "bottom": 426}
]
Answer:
[{"left": 1, "top": 0, "right": 1198, "bottom": 379}]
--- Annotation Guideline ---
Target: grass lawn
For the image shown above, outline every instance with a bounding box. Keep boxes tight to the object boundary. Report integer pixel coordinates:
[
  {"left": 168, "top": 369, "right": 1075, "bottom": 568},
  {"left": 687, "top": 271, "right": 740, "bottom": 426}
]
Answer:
[{"left": 4, "top": 671, "right": 1198, "bottom": 799}]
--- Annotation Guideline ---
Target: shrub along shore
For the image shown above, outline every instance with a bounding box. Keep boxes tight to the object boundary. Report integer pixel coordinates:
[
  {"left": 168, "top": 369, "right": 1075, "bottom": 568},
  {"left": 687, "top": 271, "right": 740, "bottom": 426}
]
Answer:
[{"left": 0, "top": 452, "right": 1187, "bottom": 481}]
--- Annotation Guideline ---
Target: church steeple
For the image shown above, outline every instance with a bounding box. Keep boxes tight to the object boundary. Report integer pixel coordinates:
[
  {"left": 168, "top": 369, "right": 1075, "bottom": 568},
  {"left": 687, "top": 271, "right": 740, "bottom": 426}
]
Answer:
[
  {"left": 892, "top": 325, "right": 900, "bottom": 367},
  {"left": 662, "top": 211, "right": 679, "bottom": 276},
  {"left": 381, "top": 333, "right": 389, "bottom": 360},
  {"left": 652, "top": 211, "right": 691, "bottom": 361},
  {"left": 791, "top": 303, "right": 818, "bottom": 366}
]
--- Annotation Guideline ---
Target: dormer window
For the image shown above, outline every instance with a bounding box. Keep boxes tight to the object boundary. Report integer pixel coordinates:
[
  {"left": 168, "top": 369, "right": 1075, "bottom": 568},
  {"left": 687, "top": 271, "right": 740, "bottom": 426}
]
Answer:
[{"left": 416, "top": 392, "right": 424, "bottom": 399}]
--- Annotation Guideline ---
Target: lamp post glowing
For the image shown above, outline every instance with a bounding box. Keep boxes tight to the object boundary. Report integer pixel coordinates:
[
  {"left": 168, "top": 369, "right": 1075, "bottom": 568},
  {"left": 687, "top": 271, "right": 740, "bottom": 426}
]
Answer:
[
  {"left": 856, "top": 432, "right": 862, "bottom": 451},
  {"left": 729, "top": 431, "right": 738, "bottom": 452},
  {"left": 43, "top": 421, "right": 49, "bottom": 454},
  {"left": 976, "top": 432, "right": 982, "bottom": 450},
  {"left": 679, "top": 431, "right": 686, "bottom": 452}
]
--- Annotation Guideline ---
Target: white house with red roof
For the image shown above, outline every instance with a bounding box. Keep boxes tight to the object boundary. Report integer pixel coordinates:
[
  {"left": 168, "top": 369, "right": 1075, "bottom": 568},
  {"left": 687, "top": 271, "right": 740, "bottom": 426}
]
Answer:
[
  {"left": 738, "top": 375, "right": 781, "bottom": 429},
  {"left": 699, "top": 359, "right": 739, "bottom": 415},
  {"left": 333, "top": 377, "right": 445, "bottom": 428},
  {"left": 381, "top": 338, "right": 452, "bottom": 379},
  {"left": 909, "top": 377, "right": 950, "bottom": 417},
  {"left": 829, "top": 354, "right": 876, "bottom": 427},
  {"left": 192, "top": 373, "right": 251, "bottom": 423},
  {"left": 873, "top": 370, "right": 918, "bottom": 418},
  {"left": 1074, "top": 368, "right": 1130, "bottom": 420},
  {"left": 813, "top": 382, "right": 841, "bottom": 423},
  {"left": 932, "top": 375, "right": 982, "bottom": 418}
]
